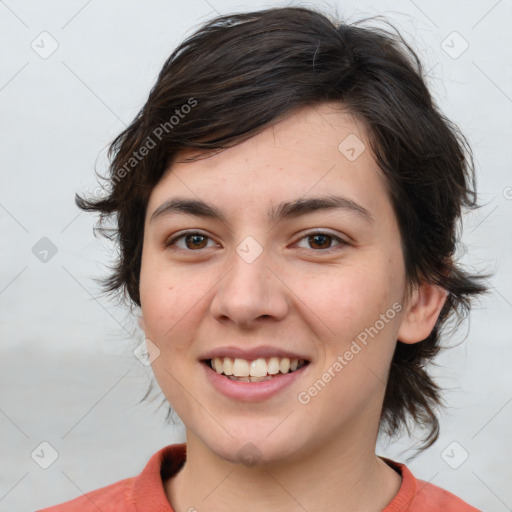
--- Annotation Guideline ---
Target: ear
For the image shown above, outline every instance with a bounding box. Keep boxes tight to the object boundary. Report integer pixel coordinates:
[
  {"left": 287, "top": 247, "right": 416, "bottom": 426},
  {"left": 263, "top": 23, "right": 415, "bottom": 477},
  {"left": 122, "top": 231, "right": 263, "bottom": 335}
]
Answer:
[{"left": 397, "top": 282, "right": 448, "bottom": 344}]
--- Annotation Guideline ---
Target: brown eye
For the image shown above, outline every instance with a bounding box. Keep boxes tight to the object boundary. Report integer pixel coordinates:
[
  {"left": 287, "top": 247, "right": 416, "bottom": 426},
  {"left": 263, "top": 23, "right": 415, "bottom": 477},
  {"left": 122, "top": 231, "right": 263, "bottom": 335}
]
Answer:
[
  {"left": 308, "top": 233, "right": 331, "bottom": 249},
  {"left": 296, "top": 232, "right": 346, "bottom": 251},
  {"left": 184, "top": 234, "right": 208, "bottom": 249},
  {"left": 166, "top": 232, "right": 215, "bottom": 251}
]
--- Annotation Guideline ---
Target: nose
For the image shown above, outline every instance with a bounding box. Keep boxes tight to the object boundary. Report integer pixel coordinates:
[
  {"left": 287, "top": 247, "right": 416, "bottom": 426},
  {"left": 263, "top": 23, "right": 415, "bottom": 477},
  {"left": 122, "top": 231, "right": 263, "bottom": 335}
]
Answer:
[{"left": 209, "top": 245, "right": 290, "bottom": 329}]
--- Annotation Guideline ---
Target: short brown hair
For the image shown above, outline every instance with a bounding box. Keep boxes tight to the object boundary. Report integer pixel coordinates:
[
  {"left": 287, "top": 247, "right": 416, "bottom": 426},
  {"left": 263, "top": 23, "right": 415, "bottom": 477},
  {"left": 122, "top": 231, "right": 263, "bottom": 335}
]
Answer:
[{"left": 77, "top": 6, "right": 488, "bottom": 451}]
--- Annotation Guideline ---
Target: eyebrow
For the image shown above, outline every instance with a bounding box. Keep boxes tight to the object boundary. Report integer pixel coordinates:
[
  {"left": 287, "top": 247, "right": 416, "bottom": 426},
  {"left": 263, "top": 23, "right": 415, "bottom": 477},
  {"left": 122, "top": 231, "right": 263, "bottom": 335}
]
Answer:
[{"left": 149, "top": 194, "right": 374, "bottom": 225}]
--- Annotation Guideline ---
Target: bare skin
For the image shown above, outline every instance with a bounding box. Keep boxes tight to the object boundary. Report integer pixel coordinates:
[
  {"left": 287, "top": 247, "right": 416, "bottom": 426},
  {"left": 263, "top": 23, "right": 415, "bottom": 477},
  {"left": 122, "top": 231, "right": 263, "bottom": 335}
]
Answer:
[{"left": 138, "top": 102, "right": 447, "bottom": 511}]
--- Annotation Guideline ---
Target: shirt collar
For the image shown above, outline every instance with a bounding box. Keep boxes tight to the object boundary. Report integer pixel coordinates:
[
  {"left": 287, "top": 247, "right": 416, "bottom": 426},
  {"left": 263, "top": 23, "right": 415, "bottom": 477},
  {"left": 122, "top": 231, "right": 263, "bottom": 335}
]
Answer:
[{"left": 131, "top": 445, "right": 416, "bottom": 511}]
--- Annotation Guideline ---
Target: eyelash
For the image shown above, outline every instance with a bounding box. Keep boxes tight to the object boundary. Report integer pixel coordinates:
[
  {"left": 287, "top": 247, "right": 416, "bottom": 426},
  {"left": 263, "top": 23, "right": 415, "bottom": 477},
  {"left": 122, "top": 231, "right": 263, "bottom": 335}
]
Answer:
[{"left": 165, "top": 230, "right": 348, "bottom": 252}]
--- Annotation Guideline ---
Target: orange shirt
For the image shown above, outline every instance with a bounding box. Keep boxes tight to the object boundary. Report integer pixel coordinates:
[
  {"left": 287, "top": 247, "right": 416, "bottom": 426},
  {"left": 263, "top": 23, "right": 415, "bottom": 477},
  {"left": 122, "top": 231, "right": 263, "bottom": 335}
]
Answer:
[{"left": 37, "top": 443, "right": 481, "bottom": 511}]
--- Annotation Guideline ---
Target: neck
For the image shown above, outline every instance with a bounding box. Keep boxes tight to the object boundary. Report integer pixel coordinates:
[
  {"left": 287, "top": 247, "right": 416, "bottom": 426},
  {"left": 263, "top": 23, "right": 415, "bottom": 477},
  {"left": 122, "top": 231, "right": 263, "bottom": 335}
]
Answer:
[{"left": 165, "top": 426, "right": 402, "bottom": 512}]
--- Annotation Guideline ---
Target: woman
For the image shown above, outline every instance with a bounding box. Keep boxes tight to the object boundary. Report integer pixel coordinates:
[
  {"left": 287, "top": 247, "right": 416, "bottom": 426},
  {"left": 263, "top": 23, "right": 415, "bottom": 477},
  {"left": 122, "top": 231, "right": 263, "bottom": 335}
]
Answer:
[{"left": 39, "top": 6, "right": 486, "bottom": 511}]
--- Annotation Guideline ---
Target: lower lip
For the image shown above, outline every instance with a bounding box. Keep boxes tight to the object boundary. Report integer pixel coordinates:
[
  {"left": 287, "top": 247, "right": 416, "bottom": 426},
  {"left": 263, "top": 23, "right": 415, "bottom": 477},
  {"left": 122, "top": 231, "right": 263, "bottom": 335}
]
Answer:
[{"left": 202, "top": 361, "right": 310, "bottom": 401}]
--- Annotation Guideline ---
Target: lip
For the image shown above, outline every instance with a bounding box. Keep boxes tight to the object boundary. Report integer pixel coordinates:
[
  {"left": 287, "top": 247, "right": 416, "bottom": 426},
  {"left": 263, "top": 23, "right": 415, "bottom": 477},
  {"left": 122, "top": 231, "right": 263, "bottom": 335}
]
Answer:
[
  {"left": 201, "top": 360, "right": 310, "bottom": 402},
  {"left": 199, "top": 345, "right": 310, "bottom": 362}
]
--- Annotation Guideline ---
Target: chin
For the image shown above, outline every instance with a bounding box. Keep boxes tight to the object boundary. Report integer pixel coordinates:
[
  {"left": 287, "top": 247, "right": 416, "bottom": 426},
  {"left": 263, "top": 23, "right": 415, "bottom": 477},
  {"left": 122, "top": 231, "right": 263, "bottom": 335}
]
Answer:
[{"left": 203, "top": 429, "right": 307, "bottom": 467}]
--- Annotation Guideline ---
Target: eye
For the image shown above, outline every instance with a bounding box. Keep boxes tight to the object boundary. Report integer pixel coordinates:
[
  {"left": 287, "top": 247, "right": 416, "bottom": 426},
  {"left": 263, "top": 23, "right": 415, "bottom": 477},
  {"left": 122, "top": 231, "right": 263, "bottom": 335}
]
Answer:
[
  {"left": 165, "top": 230, "right": 348, "bottom": 252},
  {"left": 295, "top": 231, "right": 346, "bottom": 251},
  {"left": 165, "top": 231, "right": 217, "bottom": 251}
]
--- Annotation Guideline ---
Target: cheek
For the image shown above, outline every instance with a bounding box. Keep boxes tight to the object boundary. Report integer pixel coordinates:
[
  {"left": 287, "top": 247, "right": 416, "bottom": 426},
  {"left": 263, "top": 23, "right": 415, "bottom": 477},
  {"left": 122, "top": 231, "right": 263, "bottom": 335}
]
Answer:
[
  {"left": 308, "top": 262, "right": 400, "bottom": 339},
  {"left": 139, "top": 254, "right": 199, "bottom": 347},
  {"left": 306, "top": 269, "right": 402, "bottom": 408},
  {"left": 307, "top": 257, "right": 404, "bottom": 398}
]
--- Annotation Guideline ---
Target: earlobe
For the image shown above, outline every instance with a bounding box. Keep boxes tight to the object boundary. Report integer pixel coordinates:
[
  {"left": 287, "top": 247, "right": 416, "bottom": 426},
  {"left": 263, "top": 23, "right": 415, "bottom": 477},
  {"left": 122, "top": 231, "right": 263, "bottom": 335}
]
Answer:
[{"left": 397, "top": 282, "right": 448, "bottom": 344}]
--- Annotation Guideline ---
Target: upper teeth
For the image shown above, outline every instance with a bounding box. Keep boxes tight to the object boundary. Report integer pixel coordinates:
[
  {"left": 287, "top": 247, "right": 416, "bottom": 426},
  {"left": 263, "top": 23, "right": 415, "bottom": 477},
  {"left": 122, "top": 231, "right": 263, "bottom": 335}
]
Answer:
[{"left": 211, "top": 357, "right": 306, "bottom": 377}]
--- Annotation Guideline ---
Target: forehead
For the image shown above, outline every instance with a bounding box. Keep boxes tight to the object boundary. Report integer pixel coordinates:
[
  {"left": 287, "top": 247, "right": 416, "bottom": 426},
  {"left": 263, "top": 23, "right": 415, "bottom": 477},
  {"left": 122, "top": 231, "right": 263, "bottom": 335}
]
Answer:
[
  {"left": 146, "top": 103, "right": 392, "bottom": 223},
  {"left": 172, "top": 103, "right": 370, "bottom": 169}
]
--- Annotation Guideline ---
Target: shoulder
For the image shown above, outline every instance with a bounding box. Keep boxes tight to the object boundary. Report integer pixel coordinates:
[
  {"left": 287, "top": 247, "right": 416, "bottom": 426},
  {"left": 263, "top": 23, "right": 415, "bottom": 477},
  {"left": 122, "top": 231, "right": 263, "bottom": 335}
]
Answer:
[
  {"left": 413, "top": 477, "right": 481, "bottom": 512},
  {"left": 36, "top": 443, "right": 186, "bottom": 512},
  {"left": 36, "top": 477, "right": 135, "bottom": 511},
  {"left": 381, "top": 457, "right": 481, "bottom": 512}
]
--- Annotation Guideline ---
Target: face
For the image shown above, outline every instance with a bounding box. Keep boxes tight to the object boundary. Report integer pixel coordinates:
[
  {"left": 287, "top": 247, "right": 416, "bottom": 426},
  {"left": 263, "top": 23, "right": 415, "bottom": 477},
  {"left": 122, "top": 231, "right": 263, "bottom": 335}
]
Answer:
[{"left": 139, "top": 102, "right": 410, "bottom": 464}]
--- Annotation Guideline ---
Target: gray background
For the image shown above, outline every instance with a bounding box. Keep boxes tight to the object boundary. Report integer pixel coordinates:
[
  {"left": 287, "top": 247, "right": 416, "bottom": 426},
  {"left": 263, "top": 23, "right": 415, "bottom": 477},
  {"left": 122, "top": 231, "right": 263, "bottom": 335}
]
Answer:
[{"left": 1, "top": 0, "right": 511, "bottom": 510}]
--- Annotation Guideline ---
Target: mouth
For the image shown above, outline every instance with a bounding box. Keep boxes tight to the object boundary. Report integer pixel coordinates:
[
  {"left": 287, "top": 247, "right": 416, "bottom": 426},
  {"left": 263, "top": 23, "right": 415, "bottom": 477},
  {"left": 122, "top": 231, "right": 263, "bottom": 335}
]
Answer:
[{"left": 202, "top": 356, "right": 310, "bottom": 383}]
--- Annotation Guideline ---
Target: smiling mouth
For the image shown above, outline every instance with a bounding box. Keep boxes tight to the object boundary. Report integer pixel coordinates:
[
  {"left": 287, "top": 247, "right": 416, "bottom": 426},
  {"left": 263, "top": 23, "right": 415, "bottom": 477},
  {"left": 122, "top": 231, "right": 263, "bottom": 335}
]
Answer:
[{"left": 203, "top": 357, "right": 310, "bottom": 382}]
